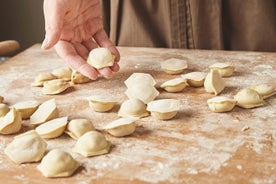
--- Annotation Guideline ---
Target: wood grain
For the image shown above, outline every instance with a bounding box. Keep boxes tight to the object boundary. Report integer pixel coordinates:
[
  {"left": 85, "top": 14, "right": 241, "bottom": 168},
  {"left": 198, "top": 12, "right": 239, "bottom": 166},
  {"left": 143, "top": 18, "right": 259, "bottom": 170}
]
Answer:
[{"left": 0, "top": 45, "right": 275, "bottom": 184}]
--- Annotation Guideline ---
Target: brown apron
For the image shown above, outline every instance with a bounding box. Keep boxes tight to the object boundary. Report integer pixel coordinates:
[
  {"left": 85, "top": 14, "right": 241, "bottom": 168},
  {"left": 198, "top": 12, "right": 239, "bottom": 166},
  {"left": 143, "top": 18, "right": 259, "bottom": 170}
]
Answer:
[{"left": 101, "top": 0, "right": 276, "bottom": 52}]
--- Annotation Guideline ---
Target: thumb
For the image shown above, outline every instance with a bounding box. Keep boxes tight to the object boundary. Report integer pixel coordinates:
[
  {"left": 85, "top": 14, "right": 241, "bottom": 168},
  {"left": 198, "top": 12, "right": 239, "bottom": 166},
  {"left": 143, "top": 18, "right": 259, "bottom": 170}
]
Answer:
[{"left": 41, "top": 0, "right": 66, "bottom": 49}]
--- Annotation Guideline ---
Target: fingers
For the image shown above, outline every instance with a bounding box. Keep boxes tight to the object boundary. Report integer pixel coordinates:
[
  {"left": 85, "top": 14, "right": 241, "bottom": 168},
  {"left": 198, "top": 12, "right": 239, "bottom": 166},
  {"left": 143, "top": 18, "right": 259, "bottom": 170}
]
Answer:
[
  {"left": 55, "top": 41, "right": 99, "bottom": 80},
  {"left": 42, "top": 0, "right": 66, "bottom": 50},
  {"left": 93, "top": 29, "right": 121, "bottom": 62}
]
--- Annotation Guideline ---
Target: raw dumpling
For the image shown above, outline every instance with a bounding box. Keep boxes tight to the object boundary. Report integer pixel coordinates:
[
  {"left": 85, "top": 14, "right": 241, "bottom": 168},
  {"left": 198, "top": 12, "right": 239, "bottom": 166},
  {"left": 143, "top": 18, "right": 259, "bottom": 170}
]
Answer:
[
  {"left": 209, "top": 63, "right": 235, "bottom": 77},
  {"left": 234, "top": 88, "right": 265, "bottom": 109},
  {"left": 118, "top": 98, "right": 149, "bottom": 118},
  {"left": 35, "top": 117, "right": 68, "bottom": 139},
  {"left": 160, "top": 78, "right": 187, "bottom": 92},
  {"left": 37, "top": 149, "right": 79, "bottom": 178},
  {"left": 204, "top": 70, "right": 225, "bottom": 95},
  {"left": 103, "top": 117, "right": 138, "bottom": 137},
  {"left": 0, "top": 107, "right": 22, "bottom": 134},
  {"left": 71, "top": 70, "right": 91, "bottom": 84},
  {"left": 160, "top": 58, "right": 188, "bottom": 74},
  {"left": 31, "top": 73, "right": 57, "bottom": 87},
  {"left": 207, "top": 96, "right": 237, "bottom": 112},
  {"left": 250, "top": 84, "right": 276, "bottom": 99},
  {"left": 42, "top": 79, "right": 70, "bottom": 95},
  {"left": 30, "top": 99, "right": 58, "bottom": 125},
  {"left": 51, "top": 67, "right": 72, "bottom": 81},
  {"left": 87, "top": 48, "right": 115, "bottom": 69},
  {"left": 181, "top": 72, "right": 207, "bottom": 87},
  {"left": 13, "top": 100, "right": 40, "bottom": 120},
  {"left": 4, "top": 130, "right": 47, "bottom": 164},
  {"left": 124, "top": 73, "right": 156, "bottom": 87},
  {"left": 87, "top": 96, "right": 116, "bottom": 112},
  {"left": 74, "top": 131, "right": 110, "bottom": 157},
  {"left": 147, "top": 99, "right": 180, "bottom": 120},
  {"left": 125, "top": 84, "right": 159, "bottom": 104},
  {"left": 65, "top": 119, "right": 95, "bottom": 140},
  {"left": 0, "top": 103, "right": 9, "bottom": 117}
]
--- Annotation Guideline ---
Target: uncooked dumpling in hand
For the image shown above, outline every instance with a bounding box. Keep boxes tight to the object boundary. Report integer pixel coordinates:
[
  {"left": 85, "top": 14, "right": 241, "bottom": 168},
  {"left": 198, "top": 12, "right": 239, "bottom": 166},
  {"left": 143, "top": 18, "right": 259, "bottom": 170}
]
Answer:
[{"left": 87, "top": 48, "right": 115, "bottom": 69}]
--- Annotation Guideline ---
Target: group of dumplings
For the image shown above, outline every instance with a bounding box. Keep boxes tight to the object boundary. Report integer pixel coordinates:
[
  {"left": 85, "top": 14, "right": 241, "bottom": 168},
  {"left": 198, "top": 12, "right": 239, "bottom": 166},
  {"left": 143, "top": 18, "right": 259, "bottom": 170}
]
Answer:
[
  {"left": 1, "top": 96, "right": 115, "bottom": 178},
  {"left": 31, "top": 48, "right": 117, "bottom": 95},
  {"left": 160, "top": 58, "right": 275, "bottom": 113}
]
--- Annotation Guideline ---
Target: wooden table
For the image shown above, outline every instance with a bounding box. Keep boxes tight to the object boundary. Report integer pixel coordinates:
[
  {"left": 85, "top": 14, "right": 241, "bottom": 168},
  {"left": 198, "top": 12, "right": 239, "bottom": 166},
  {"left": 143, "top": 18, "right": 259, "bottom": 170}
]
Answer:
[{"left": 0, "top": 45, "right": 275, "bottom": 184}]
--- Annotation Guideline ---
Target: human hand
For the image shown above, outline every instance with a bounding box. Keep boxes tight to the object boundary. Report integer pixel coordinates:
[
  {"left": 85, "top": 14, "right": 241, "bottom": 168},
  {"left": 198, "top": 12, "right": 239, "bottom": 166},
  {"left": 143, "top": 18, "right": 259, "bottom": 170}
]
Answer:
[{"left": 42, "top": 0, "right": 120, "bottom": 79}]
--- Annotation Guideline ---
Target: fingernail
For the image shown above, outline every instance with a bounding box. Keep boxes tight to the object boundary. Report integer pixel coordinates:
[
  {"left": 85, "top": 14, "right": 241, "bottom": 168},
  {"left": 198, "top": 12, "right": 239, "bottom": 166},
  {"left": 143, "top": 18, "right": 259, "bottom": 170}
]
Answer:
[{"left": 41, "top": 36, "right": 48, "bottom": 49}]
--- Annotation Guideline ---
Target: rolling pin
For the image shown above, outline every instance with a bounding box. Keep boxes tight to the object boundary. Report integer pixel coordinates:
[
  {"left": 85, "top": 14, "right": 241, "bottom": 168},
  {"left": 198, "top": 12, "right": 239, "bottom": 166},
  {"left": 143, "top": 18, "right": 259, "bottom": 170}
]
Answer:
[{"left": 0, "top": 40, "right": 20, "bottom": 56}]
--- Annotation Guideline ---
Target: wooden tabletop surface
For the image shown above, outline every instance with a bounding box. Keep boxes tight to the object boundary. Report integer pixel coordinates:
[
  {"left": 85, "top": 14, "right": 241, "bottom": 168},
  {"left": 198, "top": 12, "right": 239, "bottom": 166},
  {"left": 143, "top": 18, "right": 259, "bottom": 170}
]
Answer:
[{"left": 0, "top": 45, "right": 275, "bottom": 184}]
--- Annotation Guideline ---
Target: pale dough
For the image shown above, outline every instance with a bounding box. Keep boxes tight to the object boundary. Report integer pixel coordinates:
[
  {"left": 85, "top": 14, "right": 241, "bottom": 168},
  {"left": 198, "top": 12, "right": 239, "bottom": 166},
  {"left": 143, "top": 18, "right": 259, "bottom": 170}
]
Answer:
[
  {"left": 71, "top": 70, "right": 91, "bottom": 84},
  {"left": 118, "top": 98, "right": 149, "bottom": 118},
  {"left": 51, "top": 67, "right": 72, "bottom": 81},
  {"left": 250, "top": 84, "right": 276, "bottom": 99},
  {"left": 65, "top": 119, "right": 95, "bottom": 140},
  {"left": 209, "top": 63, "right": 235, "bottom": 77},
  {"left": 35, "top": 117, "right": 68, "bottom": 139},
  {"left": 160, "top": 58, "right": 188, "bottom": 74},
  {"left": 103, "top": 117, "right": 138, "bottom": 137},
  {"left": 30, "top": 99, "right": 58, "bottom": 125},
  {"left": 42, "top": 79, "right": 70, "bottom": 95},
  {"left": 0, "top": 107, "right": 22, "bottom": 134},
  {"left": 87, "top": 96, "right": 117, "bottom": 112},
  {"left": 160, "top": 78, "right": 187, "bottom": 93},
  {"left": 147, "top": 99, "right": 180, "bottom": 120},
  {"left": 181, "top": 72, "right": 207, "bottom": 87},
  {"left": 125, "top": 84, "right": 159, "bottom": 104},
  {"left": 37, "top": 149, "right": 79, "bottom": 178},
  {"left": 234, "top": 88, "right": 265, "bottom": 109},
  {"left": 87, "top": 48, "right": 115, "bottom": 69},
  {"left": 207, "top": 96, "right": 237, "bottom": 112},
  {"left": 4, "top": 130, "right": 47, "bottom": 164},
  {"left": 0, "top": 103, "right": 9, "bottom": 117},
  {"left": 204, "top": 70, "right": 225, "bottom": 95},
  {"left": 74, "top": 131, "right": 110, "bottom": 157},
  {"left": 124, "top": 73, "right": 156, "bottom": 88},
  {"left": 31, "top": 73, "right": 57, "bottom": 87},
  {"left": 13, "top": 100, "right": 40, "bottom": 120}
]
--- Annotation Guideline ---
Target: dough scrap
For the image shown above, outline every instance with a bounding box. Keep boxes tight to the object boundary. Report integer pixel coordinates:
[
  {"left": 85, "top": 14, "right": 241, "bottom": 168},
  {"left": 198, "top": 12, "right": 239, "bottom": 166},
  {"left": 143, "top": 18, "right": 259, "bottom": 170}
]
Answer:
[
  {"left": 4, "top": 130, "right": 47, "bottom": 164},
  {"left": 181, "top": 72, "right": 207, "bottom": 87},
  {"left": 35, "top": 117, "right": 68, "bottom": 139},
  {"left": 42, "top": 79, "right": 70, "bottom": 95},
  {"left": 87, "top": 96, "right": 116, "bottom": 112},
  {"left": 147, "top": 99, "right": 180, "bottom": 120},
  {"left": 37, "top": 149, "right": 79, "bottom": 178},
  {"left": 234, "top": 88, "right": 265, "bottom": 109},
  {"left": 13, "top": 100, "right": 40, "bottom": 120},
  {"left": 250, "top": 84, "right": 276, "bottom": 99},
  {"left": 71, "top": 70, "right": 91, "bottom": 84},
  {"left": 160, "top": 78, "right": 187, "bottom": 92},
  {"left": 124, "top": 73, "right": 156, "bottom": 88},
  {"left": 103, "top": 117, "right": 138, "bottom": 137},
  {"left": 0, "top": 107, "right": 22, "bottom": 134},
  {"left": 74, "top": 131, "right": 110, "bottom": 157},
  {"left": 0, "top": 103, "right": 9, "bottom": 117},
  {"left": 51, "top": 67, "right": 72, "bottom": 81},
  {"left": 30, "top": 99, "right": 58, "bottom": 125},
  {"left": 160, "top": 58, "right": 188, "bottom": 74},
  {"left": 65, "top": 119, "right": 95, "bottom": 140},
  {"left": 87, "top": 48, "right": 115, "bottom": 69},
  {"left": 118, "top": 98, "right": 149, "bottom": 118},
  {"left": 31, "top": 73, "right": 57, "bottom": 87},
  {"left": 209, "top": 63, "right": 235, "bottom": 77},
  {"left": 207, "top": 96, "right": 237, "bottom": 112},
  {"left": 204, "top": 70, "right": 225, "bottom": 95}
]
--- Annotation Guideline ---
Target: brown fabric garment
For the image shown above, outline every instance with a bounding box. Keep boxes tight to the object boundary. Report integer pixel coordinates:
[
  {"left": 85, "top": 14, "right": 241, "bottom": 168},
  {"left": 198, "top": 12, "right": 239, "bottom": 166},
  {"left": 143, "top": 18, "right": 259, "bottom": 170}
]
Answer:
[{"left": 101, "top": 0, "right": 276, "bottom": 52}]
